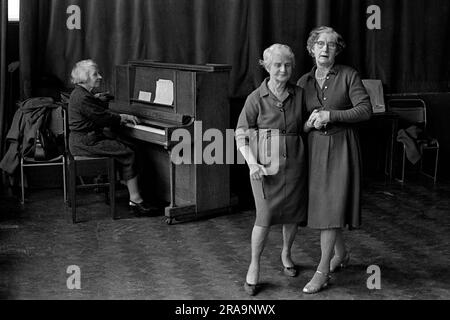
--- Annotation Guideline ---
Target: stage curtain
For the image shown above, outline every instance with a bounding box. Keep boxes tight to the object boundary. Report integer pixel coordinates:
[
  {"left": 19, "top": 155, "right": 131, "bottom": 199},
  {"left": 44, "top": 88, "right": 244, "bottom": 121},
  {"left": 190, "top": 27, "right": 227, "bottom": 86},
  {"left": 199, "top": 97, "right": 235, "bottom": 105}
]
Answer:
[
  {"left": 0, "top": 0, "right": 7, "bottom": 191},
  {"left": 331, "top": 0, "right": 450, "bottom": 93},
  {"left": 18, "top": 0, "right": 450, "bottom": 100}
]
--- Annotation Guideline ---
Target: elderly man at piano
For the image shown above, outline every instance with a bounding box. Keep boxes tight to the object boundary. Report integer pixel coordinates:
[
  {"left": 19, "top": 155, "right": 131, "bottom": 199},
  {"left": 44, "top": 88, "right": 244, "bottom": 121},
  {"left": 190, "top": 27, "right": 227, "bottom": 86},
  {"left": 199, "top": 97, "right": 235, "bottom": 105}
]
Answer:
[{"left": 68, "top": 59, "right": 154, "bottom": 216}]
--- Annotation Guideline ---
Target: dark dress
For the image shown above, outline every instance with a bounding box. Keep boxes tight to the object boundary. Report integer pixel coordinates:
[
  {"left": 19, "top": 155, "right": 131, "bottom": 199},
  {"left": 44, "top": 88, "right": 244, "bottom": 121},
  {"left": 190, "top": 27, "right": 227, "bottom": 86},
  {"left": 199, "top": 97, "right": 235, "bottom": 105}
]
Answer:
[
  {"left": 297, "top": 65, "right": 372, "bottom": 230},
  {"left": 68, "top": 85, "right": 137, "bottom": 181},
  {"left": 236, "top": 79, "right": 308, "bottom": 227}
]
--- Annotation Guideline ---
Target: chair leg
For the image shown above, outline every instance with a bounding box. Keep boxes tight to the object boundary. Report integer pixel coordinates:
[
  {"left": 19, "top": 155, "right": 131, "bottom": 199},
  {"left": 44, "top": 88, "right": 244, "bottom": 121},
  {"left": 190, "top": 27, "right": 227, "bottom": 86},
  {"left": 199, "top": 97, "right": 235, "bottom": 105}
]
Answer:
[
  {"left": 62, "top": 158, "right": 67, "bottom": 204},
  {"left": 433, "top": 149, "right": 439, "bottom": 184},
  {"left": 66, "top": 167, "right": 72, "bottom": 208},
  {"left": 108, "top": 158, "right": 116, "bottom": 219},
  {"left": 70, "top": 160, "right": 77, "bottom": 223},
  {"left": 20, "top": 159, "right": 25, "bottom": 204},
  {"left": 394, "top": 144, "right": 406, "bottom": 184},
  {"left": 400, "top": 146, "right": 406, "bottom": 184},
  {"left": 384, "top": 143, "right": 389, "bottom": 177},
  {"left": 420, "top": 148, "right": 439, "bottom": 184}
]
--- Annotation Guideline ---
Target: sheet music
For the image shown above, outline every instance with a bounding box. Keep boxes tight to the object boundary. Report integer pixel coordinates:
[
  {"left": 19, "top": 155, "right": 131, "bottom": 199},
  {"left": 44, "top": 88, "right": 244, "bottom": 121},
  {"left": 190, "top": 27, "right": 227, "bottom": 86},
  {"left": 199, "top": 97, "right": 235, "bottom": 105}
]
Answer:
[
  {"left": 138, "top": 91, "right": 152, "bottom": 102},
  {"left": 154, "top": 79, "right": 174, "bottom": 105}
]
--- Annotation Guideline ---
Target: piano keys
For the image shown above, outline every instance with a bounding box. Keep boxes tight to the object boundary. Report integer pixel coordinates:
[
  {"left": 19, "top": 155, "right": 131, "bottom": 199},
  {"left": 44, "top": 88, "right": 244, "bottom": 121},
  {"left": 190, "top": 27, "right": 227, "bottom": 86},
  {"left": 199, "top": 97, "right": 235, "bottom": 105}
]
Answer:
[
  {"left": 110, "top": 61, "right": 234, "bottom": 224},
  {"left": 123, "top": 124, "right": 166, "bottom": 137}
]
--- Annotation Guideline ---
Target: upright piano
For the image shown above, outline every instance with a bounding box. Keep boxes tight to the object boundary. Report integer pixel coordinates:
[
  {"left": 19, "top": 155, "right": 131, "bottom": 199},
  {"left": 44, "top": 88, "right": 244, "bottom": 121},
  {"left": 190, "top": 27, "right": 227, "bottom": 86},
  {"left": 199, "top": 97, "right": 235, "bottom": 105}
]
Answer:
[{"left": 110, "top": 61, "right": 233, "bottom": 224}]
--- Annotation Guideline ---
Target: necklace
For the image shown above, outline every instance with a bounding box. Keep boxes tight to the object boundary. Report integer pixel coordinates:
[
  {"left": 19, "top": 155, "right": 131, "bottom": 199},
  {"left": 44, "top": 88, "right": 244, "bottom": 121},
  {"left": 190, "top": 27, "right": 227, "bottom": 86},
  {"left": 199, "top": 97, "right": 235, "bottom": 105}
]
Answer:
[{"left": 315, "top": 69, "right": 328, "bottom": 81}]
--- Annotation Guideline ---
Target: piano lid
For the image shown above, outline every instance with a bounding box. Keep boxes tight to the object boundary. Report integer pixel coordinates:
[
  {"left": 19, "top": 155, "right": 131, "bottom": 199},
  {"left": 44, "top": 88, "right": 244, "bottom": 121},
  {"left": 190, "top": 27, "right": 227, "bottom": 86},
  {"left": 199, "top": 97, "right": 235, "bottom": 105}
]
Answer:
[
  {"left": 109, "top": 101, "right": 192, "bottom": 126},
  {"left": 128, "top": 60, "right": 232, "bottom": 72}
]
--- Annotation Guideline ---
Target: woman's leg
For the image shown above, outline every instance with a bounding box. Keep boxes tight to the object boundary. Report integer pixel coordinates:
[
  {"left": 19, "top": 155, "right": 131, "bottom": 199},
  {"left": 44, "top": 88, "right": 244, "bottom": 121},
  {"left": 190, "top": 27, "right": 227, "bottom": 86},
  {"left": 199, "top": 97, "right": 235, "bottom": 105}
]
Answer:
[
  {"left": 303, "top": 228, "right": 336, "bottom": 293},
  {"left": 330, "top": 228, "right": 349, "bottom": 272},
  {"left": 317, "top": 229, "right": 337, "bottom": 273},
  {"left": 246, "top": 225, "right": 270, "bottom": 285},
  {"left": 281, "top": 224, "right": 298, "bottom": 267},
  {"left": 126, "top": 176, "right": 143, "bottom": 203},
  {"left": 333, "top": 228, "right": 346, "bottom": 257}
]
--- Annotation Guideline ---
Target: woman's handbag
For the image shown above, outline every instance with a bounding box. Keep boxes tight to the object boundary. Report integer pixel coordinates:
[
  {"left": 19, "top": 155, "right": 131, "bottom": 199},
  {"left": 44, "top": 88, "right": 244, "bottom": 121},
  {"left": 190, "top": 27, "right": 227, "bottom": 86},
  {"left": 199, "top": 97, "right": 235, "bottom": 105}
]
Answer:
[{"left": 33, "top": 110, "right": 59, "bottom": 160}]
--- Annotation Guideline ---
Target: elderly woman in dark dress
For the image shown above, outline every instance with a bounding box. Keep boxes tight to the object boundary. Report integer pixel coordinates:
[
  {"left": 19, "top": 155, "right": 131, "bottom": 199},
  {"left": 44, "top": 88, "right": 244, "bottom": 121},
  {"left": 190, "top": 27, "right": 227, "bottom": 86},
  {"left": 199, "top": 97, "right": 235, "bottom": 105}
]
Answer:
[
  {"left": 236, "top": 44, "right": 308, "bottom": 296},
  {"left": 68, "top": 59, "right": 152, "bottom": 215},
  {"left": 297, "top": 27, "right": 372, "bottom": 293}
]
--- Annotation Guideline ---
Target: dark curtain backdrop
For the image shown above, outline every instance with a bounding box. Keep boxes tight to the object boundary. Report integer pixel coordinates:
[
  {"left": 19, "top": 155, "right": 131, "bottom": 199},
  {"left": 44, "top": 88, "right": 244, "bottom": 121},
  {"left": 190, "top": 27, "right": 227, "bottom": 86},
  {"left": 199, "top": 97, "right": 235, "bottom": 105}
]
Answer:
[
  {"left": 0, "top": 0, "right": 7, "bottom": 191},
  {"left": 19, "top": 0, "right": 450, "bottom": 100}
]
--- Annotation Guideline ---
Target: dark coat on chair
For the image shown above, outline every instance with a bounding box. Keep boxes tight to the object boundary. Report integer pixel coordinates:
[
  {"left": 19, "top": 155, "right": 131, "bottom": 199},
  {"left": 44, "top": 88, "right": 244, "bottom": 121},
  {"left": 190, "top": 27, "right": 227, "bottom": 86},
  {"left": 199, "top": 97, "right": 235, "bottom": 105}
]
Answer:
[{"left": 0, "top": 97, "right": 56, "bottom": 175}]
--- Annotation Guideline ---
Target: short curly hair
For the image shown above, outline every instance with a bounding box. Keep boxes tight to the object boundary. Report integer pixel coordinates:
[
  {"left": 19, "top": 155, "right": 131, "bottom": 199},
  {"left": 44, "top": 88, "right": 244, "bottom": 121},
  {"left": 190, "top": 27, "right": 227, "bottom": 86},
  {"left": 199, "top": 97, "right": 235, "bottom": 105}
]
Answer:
[
  {"left": 71, "top": 59, "right": 98, "bottom": 84},
  {"left": 306, "top": 26, "right": 346, "bottom": 57},
  {"left": 259, "top": 43, "right": 296, "bottom": 70}
]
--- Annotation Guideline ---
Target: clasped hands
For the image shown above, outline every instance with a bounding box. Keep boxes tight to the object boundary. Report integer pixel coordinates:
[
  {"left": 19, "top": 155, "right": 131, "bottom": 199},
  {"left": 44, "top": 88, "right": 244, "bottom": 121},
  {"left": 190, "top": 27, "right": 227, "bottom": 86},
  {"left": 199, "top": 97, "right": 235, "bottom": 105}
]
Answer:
[{"left": 305, "top": 109, "right": 330, "bottom": 130}]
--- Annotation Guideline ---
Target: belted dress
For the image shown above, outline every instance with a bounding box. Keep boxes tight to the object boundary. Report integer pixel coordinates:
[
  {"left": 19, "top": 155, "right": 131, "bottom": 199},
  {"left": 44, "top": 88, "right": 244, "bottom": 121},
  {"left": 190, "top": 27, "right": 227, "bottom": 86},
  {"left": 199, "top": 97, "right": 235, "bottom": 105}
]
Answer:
[
  {"left": 297, "top": 65, "right": 372, "bottom": 229},
  {"left": 236, "top": 79, "right": 308, "bottom": 227}
]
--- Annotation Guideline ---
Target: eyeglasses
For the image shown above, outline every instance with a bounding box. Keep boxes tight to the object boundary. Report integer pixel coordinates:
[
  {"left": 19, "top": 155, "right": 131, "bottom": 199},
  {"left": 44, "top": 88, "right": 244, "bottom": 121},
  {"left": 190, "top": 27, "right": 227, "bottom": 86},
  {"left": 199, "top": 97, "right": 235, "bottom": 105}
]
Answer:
[{"left": 315, "top": 41, "right": 338, "bottom": 50}]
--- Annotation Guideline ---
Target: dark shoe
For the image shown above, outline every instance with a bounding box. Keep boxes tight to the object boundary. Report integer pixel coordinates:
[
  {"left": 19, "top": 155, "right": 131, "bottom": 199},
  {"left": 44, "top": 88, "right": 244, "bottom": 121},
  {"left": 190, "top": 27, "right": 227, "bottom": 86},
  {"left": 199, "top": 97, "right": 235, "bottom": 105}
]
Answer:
[
  {"left": 243, "top": 282, "right": 258, "bottom": 296},
  {"left": 283, "top": 265, "right": 298, "bottom": 277},
  {"left": 129, "top": 200, "right": 159, "bottom": 216}
]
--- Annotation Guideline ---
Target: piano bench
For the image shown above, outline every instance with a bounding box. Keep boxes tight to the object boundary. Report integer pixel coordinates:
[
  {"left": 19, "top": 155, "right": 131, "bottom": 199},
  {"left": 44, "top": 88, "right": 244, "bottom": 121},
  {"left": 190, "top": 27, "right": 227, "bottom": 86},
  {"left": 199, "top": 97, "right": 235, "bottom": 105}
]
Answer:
[{"left": 67, "top": 155, "right": 116, "bottom": 223}]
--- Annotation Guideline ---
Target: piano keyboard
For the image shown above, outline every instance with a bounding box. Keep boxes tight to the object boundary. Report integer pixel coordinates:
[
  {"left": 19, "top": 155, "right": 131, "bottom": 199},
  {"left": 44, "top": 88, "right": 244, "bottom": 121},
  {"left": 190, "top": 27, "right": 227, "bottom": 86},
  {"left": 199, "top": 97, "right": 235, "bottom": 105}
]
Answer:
[{"left": 124, "top": 123, "right": 166, "bottom": 136}]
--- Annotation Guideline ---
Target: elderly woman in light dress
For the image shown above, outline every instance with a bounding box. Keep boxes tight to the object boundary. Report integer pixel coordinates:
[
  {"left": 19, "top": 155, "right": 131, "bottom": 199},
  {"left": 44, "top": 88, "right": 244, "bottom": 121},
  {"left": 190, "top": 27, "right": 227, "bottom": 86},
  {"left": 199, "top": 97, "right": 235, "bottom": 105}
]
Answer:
[{"left": 236, "top": 44, "right": 308, "bottom": 296}]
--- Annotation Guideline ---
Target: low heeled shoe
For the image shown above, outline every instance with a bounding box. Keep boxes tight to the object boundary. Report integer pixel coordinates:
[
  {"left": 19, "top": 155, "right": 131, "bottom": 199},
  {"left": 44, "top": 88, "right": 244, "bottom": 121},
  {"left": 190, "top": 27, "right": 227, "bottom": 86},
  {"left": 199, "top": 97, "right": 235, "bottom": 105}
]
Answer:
[
  {"left": 302, "top": 270, "right": 331, "bottom": 294},
  {"left": 243, "top": 282, "right": 258, "bottom": 296},
  {"left": 283, "top": 265, "right": 298, "bottom": 277},
  {"left": 129, "top": 200, "right": 159, "bottom": 216}
]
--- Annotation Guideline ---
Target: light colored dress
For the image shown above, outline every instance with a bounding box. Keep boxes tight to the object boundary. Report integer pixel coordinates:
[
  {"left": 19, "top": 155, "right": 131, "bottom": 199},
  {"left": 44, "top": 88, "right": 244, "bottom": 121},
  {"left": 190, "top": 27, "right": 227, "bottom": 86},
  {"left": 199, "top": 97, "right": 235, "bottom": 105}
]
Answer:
[{"left": 236, "top": 79, "right": 308, "bottom": 227}]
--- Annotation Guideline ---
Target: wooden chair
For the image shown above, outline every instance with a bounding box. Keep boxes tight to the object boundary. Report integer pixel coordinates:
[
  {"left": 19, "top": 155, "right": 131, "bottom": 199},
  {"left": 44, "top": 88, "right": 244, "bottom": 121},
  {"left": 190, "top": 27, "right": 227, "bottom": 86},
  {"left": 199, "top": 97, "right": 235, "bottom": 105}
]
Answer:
[
  {"left": 62, "top": 103, "right": 117, "bottom": 223},
  {"left": 67, "top": 153, "right": 116, "bottom": 223}
]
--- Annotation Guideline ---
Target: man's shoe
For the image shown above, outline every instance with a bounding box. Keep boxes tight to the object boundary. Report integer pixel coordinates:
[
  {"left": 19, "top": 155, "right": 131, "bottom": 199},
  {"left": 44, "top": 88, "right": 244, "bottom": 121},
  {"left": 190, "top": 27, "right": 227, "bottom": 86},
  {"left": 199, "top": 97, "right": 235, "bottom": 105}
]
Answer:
[{"left": 129, "top": 200, "right": 159, "bottom": 216}]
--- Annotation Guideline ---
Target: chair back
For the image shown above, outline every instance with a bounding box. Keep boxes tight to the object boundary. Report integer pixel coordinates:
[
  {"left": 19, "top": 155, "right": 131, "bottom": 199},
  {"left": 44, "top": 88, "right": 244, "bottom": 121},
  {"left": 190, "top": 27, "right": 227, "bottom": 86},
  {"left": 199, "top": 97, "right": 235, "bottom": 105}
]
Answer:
[
  {"left": 50, "top": 105, "right": 67, "bottom": 156},
  {"left": 59, "top": 99, "right": 74, "bottom": 159},
  {"left": 48, "top": 106, "right": 65, "bottom": 136},
  {"left": 27, "top": 104, "right": 66, "bottom": 161},
  {"left": 387, "top": 98, "right": 426, "bottom": 129}
]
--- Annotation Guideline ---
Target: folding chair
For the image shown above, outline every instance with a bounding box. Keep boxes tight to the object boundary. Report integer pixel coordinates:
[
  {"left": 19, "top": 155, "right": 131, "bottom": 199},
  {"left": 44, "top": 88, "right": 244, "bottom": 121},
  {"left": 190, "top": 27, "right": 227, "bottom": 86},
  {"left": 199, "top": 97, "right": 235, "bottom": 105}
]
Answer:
[
  {"left": 388, "top": 98, "right": 439, "bottom": 184},
  {"left": 20, "top": 105, "right": 67, "bottom": 204}
]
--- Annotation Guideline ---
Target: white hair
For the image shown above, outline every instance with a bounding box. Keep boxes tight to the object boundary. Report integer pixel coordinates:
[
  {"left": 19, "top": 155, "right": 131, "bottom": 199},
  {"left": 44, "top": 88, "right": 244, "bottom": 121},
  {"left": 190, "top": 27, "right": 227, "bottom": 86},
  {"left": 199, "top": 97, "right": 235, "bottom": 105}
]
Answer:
[
  {"left": 259, "top": 44, "right": 296, "bottom": 70},
  {"left": 71, "top": 59, "right": 98, "bottom": 84}
]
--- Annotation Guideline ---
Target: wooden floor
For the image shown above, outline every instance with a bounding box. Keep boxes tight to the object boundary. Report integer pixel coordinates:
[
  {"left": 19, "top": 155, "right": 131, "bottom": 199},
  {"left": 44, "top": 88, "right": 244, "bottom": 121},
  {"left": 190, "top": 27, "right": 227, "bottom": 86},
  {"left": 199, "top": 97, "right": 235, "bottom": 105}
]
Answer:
[{"left": 0, "top": 176, "right": 449, "bottom": 300}]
